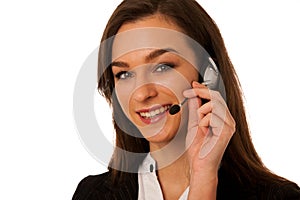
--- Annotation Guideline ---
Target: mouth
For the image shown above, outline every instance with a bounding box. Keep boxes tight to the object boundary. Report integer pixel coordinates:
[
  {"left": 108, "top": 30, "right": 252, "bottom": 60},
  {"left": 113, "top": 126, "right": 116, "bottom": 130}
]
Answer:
[{"left": 136, "top": 104, "right": 171, "bottom": 124}]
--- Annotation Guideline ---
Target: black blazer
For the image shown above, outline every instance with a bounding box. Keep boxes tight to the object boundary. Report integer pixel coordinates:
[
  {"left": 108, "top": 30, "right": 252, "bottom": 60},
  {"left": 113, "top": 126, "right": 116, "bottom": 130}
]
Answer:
[{"left": 73, "top": 169, "right": 300, "bottom": 200}]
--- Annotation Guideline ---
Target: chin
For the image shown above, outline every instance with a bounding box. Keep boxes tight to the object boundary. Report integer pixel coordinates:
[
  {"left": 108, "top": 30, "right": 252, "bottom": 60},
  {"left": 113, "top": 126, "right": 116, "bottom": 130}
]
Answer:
[
  {"left": 145, "top": 122, "right": 180, "bottom": 144},
  {"left": 129, "top": 110, "right": 183, "bottom": 144}
]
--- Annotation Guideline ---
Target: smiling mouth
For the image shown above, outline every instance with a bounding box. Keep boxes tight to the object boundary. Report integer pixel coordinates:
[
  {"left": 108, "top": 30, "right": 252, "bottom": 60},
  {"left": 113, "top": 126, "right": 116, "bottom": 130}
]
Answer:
[{"left": 136, "top": 104, "right": 171, "bottom": 123}]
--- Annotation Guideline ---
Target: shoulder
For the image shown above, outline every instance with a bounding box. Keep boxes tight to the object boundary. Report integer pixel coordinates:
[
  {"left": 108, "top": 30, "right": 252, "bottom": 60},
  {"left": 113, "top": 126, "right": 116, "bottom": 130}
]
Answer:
[
  {"left": 218, "top": 179, "right": 300, "bottom": 200},
  {"left": 217, "top": 168, "right": 300, "bottom": 200},
  {"left": 257, "top": 181, "right": 300, "bottom": 200},
  {"left": 72, "top": 172, "right": 111, "bottom": 200},
  {"left": 72, "top": 171, "right": 138, "bottom": 200}
]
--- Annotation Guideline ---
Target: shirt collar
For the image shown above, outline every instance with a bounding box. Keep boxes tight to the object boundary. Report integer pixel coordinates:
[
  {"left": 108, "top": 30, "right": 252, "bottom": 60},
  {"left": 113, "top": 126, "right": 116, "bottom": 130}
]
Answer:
[{"left": 138, "top": 153, "right": 157, "bottom": 174}]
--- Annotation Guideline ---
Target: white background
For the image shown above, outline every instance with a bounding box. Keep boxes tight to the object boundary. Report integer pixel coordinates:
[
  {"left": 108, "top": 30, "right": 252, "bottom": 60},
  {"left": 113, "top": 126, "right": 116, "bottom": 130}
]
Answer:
[{"left": 0, "top": 0, "right": 299, "bottom": 199}]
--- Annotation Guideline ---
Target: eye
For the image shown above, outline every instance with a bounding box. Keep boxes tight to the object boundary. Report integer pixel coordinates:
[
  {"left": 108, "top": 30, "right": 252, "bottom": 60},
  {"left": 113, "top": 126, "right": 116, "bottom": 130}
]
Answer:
[
  {"left": 115, "top": 71, "right": 134, "bottom": 80},
  {"left": 154, "top": 63, "right": 175, "bottom": 73}
]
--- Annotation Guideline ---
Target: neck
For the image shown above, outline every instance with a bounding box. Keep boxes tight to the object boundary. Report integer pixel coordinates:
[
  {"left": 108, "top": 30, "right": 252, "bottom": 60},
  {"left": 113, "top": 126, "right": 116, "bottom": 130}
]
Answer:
[
  {"left": 149, "top": 131, "right": 190, "bottom": 181},
  {"left": 155, "top": 151, "right": 190, "bottom": 200},
  {"left": 149, "top": 115, "right": 189, "bottom": 171},
  {"left": 156, "top": 151, "right": 190, "bottom": 178},
  {"left": 149, "top": 130, "right": 187, "bottom": 170},
  {"left": 147, "top": 124, "right": 190, "bottom": 199}
]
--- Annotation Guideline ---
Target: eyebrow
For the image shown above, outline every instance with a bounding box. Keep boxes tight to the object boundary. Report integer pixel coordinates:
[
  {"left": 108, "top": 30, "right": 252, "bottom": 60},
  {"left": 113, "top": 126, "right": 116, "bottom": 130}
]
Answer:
[
  {"left": 110, "top": 48, "right": 178, "bottom": 68},
  {"left": 145, "top": 48, "right": 178, "bottom": 62}
]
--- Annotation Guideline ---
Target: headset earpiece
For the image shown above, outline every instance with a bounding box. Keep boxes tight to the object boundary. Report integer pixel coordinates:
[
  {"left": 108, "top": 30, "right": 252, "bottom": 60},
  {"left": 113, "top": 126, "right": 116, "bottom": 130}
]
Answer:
[{"left": 203, "top": 57, "right": 219, "bottom": 89}]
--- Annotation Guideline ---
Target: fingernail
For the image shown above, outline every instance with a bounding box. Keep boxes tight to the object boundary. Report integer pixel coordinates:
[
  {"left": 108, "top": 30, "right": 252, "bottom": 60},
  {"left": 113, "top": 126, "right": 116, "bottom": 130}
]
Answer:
[
  {"left": 201, "top": 80, "right": 210, "bottom": 86},
  {"left": 183, "top": 89, "right": 195, "bottom": 97},
  {"left": 192, "top": 81, "right": 201, "bottom": 86}
]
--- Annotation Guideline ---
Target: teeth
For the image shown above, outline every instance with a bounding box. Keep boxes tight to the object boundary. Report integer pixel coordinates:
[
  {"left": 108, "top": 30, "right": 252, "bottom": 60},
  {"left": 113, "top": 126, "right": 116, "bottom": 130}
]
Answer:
[
  {"left": 139, "top": 105, "right": 170, "bottom": 119},
  {"left": 159, "top": 107, "right": 164, "bottom": 113},
  {"left": 150, "top": 111, "right": 156, "bottom": 116}
]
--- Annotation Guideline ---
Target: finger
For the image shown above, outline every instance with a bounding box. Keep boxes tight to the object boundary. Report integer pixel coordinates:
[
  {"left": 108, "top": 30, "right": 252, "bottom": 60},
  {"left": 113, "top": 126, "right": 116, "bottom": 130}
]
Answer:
[
  {"left": 199, "top": 127, "right": 219, "bottom": 159},
  {"left": 199, "top": 124, "right": 234, "bottom": 160},
  {"left": 199, "top": 113, "right": 219, "bottom": 129},
  {"left": 183, "top": 87, "right": 211, "bottom": 100},
  {"left": 199, "top": 112, "right": 231, "bottom": 136},
  {"left": 183, "top": 81, "right": 209, "bottom": 97},
  {"left": 198, "top": 114, "right": 234, "bottom": 159},
  {"left": 186, "top": 125, "right": 205, "bottom": 158},
  {"left": 197, "top": 101, "right": 212, "bottom": 120},
  {"left": 185, "top": 95, "right": 201, "bottom": 146},
  {"left": 186, "top": 90, "right": 201, "bottom": 129},
  {"left": 184, "top": 87, "right": 226, "bottom": 108},
  {"left": 197, "top": 114, "right": 221, "bottom": 159},
  {"left": 193, "top": 80, "right": 207, "bottom": 89},
  {"left": 192, "top": 81, "right": 225, "bottom": 104},
  {"left": 198, "top": 100, "right": 233, "bottom": 126}
]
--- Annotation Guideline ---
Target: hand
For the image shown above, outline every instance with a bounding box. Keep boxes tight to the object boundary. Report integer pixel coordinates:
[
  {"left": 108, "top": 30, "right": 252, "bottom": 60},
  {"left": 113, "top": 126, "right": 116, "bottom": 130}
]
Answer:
[{"left": 184, "top": 81, "right": 235, "bottom": 199}]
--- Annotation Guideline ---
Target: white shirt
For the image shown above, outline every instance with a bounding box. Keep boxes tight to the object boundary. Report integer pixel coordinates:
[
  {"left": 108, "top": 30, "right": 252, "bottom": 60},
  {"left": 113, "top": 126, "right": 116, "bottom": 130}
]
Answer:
[{"left": 138, "top": 154, "right": 189, "bottom": 200}]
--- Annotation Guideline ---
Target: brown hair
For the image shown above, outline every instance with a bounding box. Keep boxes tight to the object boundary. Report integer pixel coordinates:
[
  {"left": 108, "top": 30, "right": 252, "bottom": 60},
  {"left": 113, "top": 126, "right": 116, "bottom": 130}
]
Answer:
[{"left": 98, "top": 0, "right": 287, "bottom": 186}]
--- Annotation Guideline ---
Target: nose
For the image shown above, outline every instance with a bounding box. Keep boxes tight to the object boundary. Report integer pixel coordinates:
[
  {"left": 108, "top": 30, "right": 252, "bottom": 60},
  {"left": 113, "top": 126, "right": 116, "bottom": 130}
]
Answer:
[{"left": 132, "top": 83, "right": 158, "bottom": 102}]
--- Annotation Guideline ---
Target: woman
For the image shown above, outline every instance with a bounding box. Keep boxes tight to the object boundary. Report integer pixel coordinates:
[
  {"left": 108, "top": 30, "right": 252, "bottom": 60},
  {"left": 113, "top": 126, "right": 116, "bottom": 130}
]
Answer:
[{"left": 73, "top": 0, "right": 300, "bottom": 199}]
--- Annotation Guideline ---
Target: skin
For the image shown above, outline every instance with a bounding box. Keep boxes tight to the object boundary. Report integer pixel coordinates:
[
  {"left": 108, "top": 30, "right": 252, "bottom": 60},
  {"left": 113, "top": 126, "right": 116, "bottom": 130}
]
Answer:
[
  {"left": 112, "top": 50, "right": 197, "bottom": 144},
  {"left": 112, "top": 14, "right": 236, "bottom": 200}
]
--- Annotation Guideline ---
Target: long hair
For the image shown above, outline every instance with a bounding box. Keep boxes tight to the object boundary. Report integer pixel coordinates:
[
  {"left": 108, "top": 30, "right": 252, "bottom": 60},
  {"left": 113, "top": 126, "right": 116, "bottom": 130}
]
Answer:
[{"left": 98, "top": 0, "right": 287, "bottom": 186}]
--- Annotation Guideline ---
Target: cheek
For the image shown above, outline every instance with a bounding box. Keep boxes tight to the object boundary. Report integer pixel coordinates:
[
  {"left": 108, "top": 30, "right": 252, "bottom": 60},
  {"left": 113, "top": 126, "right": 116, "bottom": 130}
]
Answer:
[
  {"left": 181, "top": 65, "right": 199, "bottom": 83},
  {"left": 114, "top": 81, "right": 134, "bottom": 120},
  {"left": 114, "top": 69, "right": 194, "bottom": 121},
  {"left": 151, "top": 71, "right": 192, "bottom": 101}
]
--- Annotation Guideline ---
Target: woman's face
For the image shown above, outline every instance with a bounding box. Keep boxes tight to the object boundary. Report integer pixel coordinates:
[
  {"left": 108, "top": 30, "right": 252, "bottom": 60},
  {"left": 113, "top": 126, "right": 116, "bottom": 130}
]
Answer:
[{"left": 111, "top": 15, "right": 198, "bottom": 144}]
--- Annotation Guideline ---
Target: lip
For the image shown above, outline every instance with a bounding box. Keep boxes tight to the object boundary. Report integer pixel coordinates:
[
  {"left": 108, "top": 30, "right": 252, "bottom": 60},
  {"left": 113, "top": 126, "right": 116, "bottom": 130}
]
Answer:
[
  {"left": 136, "top": 104, "right": 170, "bottom": 113},
  {"left": 136, "top": 104, "right": 172, "bottom": 125}
]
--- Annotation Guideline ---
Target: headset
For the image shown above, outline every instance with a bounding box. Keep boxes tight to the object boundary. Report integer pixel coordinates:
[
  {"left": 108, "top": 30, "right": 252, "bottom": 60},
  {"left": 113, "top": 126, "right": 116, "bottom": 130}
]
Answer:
[{"left": 169, "top": 57, "right": 226, "bottom": 115}]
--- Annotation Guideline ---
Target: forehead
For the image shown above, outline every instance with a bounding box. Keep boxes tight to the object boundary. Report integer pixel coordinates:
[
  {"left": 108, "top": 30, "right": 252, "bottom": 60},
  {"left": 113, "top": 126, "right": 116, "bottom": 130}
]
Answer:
[
  {"left": 112, "top": 28, "right": 198, "bottom": 66},
  {"left": 117, "top": 14, "right": 182, "bottom": 33}
]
